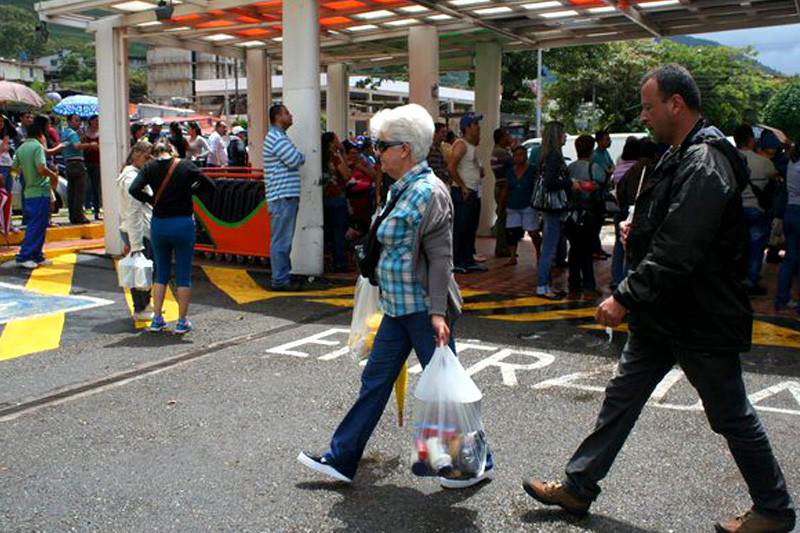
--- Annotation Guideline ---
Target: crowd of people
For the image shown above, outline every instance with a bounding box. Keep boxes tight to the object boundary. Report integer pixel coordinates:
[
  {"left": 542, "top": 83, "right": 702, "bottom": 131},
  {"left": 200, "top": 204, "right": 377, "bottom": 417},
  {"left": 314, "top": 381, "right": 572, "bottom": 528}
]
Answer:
[{"left": 2, "top": 62, "right": 798, "bottom": 532}]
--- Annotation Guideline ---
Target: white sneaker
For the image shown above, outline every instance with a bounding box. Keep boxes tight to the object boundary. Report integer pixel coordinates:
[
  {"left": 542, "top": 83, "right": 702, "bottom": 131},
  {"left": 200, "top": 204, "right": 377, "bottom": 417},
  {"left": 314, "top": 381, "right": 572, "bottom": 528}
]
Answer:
[
  {"left": 439, "top": 459, "right": 494, "bottom": 489},
  {"left": 16, "top": 260, "right": 38, "bottom": 269},
  {"left": 37, "top": 259, "right": 53, "bottom": 267},
  {"left": 297, "top": 451, "right": 352, "bottom": 483}
]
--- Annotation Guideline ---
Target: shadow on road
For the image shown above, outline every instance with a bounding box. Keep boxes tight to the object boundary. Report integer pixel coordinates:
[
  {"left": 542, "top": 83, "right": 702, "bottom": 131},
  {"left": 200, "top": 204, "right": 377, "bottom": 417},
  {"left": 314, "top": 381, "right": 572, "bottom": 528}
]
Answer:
[
  {"left": 520, "top": 508, "right": 661, "bottom": 532},
  {"left": 296, "top": 454, "right": 483, "bottom": 532}
]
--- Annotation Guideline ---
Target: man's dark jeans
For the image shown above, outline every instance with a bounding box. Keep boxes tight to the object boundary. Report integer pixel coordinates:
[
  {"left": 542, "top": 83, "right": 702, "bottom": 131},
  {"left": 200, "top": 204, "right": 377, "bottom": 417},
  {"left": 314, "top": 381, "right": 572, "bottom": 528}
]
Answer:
[
  {"left": 65, "top": 160, "right": 88, "bottom": 223},
  {"left": 564, "top": 331, "right": 795, "bottom": 521},
  {"left": 452, "top": 187, "right": 480, "bottom": 268}
]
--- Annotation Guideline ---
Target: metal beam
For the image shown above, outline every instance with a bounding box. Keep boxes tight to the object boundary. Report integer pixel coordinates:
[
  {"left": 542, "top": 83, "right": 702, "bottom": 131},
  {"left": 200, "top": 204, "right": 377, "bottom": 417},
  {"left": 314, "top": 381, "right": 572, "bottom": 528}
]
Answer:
[
  {"left": 409, "top": 0, "right": 540, "bottom": 47},
  {"left": 123, "top": 0, "right": 252, "bottom": 26},
  {"left": 39, "top": 13, "right": 94, "bottom": 30},
  {"left": 127, "top": 30, "right": 246, "bottom": 60},
  {"left": 36, "top": 0, "right": 115, "bottom": 17},
  {"left": 602, "top": 0, "right": 662, "bottom": 37}
]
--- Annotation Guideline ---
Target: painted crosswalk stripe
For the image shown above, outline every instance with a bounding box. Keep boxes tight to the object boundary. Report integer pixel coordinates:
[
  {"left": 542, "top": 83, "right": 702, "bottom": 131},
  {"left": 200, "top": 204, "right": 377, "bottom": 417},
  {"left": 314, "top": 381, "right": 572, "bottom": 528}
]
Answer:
[
  {"left": 201, "top": 265, "right": 354, "bottom": 304},
  {"left": 0, "top": 254, "right": 77, "bottom": 361}
]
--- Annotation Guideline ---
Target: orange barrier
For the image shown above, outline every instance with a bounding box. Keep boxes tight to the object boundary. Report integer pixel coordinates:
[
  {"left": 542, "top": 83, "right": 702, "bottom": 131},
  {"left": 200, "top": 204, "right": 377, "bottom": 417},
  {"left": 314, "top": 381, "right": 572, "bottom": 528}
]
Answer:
[{"left": 192, "top": 168, "right": 271, "bottom": 259}]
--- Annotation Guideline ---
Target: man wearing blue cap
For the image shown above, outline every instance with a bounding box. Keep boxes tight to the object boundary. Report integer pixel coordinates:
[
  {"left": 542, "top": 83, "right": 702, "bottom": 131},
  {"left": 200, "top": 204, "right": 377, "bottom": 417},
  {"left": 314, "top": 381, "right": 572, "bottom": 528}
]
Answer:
[{"left": 448, "top": 112, "right": 487, "bottom": 273}]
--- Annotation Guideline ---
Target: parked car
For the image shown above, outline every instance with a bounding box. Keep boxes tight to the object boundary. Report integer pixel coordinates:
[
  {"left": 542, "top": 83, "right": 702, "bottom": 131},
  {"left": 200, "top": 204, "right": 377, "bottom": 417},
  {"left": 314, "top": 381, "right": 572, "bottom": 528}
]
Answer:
[
  {"left": 11, "top": 174, "right": 68, "bottom": 215},
  {"left": 523, "top": 132, "right": 650, "bottom": 164}
]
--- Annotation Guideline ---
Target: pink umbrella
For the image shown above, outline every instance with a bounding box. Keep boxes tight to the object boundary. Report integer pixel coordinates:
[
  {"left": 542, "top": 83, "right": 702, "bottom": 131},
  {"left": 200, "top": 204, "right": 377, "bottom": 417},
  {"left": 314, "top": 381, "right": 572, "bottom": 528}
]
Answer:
[{"left": 0, "top": 80, "right": 45, "bottom": 108}]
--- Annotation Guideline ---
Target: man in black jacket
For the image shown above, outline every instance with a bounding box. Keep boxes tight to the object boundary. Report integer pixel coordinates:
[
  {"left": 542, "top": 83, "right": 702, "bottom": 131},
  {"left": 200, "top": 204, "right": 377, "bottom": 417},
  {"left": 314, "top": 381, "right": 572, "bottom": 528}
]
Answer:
[{"left": 523, "top": 64, "right": 795, "bottom": 533}]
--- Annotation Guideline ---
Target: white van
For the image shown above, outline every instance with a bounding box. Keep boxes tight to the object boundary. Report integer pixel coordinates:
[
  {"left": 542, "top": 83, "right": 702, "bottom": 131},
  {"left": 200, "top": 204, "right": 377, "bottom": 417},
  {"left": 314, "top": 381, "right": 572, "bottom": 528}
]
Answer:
[{"left": 522, "top": 132, "right": 650, "bottom": 164}]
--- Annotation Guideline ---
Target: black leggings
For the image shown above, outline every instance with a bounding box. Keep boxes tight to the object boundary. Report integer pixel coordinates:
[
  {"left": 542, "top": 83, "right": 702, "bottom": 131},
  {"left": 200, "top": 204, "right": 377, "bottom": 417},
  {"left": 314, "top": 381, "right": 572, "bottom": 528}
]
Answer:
[{"left": 505, "top": 227, "right": 525, "bottom": 246}]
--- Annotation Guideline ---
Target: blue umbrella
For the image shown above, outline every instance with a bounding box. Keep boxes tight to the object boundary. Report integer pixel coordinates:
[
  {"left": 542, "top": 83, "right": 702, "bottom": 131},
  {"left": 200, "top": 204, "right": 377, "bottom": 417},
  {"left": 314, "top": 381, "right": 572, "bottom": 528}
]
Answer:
[{"left": 53, "top": 94, "right": 98, "bottom": 118}]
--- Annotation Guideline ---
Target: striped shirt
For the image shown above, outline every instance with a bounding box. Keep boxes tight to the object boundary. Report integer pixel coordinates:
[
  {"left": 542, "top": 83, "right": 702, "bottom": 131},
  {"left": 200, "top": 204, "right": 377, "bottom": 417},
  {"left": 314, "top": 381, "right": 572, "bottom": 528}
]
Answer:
[
  {"left": 263, "top": 125, "right": 305, "bottom": 202},
  {"left": 376, "top": 162, "right": 435, "bottom": 317}
]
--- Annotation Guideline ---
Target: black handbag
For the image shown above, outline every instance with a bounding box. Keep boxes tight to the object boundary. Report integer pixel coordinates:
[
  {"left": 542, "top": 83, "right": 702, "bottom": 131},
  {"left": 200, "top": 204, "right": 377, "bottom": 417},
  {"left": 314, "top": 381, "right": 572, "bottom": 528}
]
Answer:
[
  {"left": 356, "top": 185, "right": 408, "bottom": 286},
  {"left": 531, "top": 166, "right": 569, "bottom": 212}
]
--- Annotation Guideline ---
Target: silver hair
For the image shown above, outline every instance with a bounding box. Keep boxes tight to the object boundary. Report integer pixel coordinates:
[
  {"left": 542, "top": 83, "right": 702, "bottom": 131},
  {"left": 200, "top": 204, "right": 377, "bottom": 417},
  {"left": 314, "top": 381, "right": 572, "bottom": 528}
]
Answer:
[{"left": 370, "top": 103, "right": 434, "bottom": 163}]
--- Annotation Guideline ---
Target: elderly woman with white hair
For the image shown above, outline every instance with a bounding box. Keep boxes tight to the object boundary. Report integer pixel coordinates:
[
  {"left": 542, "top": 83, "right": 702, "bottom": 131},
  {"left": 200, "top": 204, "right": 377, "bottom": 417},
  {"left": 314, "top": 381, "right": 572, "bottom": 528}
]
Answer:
[{"left": 298, "top": 104, "right": 493, "bottom": 489}]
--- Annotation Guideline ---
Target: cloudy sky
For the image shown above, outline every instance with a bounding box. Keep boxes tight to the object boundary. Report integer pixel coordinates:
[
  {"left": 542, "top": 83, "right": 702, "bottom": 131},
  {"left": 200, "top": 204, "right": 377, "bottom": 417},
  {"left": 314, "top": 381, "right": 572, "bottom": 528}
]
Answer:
[{"left": 691, "top": 23, "right": 800, "bottom": 75}]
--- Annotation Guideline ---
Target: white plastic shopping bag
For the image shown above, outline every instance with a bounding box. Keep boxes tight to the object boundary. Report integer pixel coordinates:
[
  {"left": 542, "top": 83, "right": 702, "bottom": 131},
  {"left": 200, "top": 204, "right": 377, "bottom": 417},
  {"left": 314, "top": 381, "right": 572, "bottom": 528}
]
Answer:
[
  {"left": 117, "top": 252, "right": 153, "bottom": 290},
  {"left": 411, "top": 346, "right": 488, "bottom": 480},
  {"left": 348, "top": 275, "right": 383, "bottom": 362}
]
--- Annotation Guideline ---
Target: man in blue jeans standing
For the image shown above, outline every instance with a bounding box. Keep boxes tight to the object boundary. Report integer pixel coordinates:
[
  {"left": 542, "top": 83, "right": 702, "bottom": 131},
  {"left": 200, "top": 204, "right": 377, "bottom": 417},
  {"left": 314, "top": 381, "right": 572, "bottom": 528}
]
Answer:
[
  {"left": 263, "top": 104, "right": 306, "bottom": 291},
  {"left": 10, "top": 115, "right": 58, "bottom": 269}
]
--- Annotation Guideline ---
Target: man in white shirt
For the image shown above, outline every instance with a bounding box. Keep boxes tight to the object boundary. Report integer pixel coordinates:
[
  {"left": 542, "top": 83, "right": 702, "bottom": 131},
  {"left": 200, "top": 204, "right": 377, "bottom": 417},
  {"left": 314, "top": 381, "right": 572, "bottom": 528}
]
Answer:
[
  {"left": 207, "top": 121, "right": 228, "bottom": 167},
  {"left": 734, "top": 124, "right": 779, "bottom": 295}
]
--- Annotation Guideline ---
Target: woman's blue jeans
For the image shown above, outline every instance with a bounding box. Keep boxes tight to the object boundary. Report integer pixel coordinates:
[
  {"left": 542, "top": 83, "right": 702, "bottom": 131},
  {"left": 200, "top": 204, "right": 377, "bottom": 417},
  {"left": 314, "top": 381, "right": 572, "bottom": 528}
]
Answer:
[
  {"left": 776, "top": 205, "right": 800, "bottom": 307},
  {"left": 325, "top": 311, "right": 456, "bottom": 479},
  {"left": 537, "top": 211, "right": 563, "bottom": 288}
]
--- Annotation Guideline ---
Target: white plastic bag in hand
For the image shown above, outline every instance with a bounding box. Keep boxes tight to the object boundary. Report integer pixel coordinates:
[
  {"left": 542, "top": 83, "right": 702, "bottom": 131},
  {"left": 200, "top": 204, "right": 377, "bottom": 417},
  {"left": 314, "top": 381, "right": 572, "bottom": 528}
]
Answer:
[
  {"left": 411, "top": 346, "right": 487, "bottom": 479},
  {"left": 348, "top": 275, "right": 383, "bottom": 361},
  {"left": 117, "top": 252, "right": 153, "bottom": 290}
]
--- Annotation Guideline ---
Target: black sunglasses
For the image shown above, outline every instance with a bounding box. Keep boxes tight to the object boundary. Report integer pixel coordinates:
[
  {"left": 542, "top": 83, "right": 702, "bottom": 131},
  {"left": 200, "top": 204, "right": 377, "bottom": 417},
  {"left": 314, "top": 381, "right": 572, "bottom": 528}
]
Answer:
[{"left": 375, "top": 139, "right": 406, "bottom": 153}]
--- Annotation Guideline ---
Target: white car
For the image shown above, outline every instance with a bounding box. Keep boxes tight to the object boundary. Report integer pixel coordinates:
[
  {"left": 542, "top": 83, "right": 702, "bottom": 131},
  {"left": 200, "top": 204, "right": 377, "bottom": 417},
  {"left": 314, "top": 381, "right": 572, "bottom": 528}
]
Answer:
[
  {"left": 10, "top": 175, "right": 69, "bottom": 214},
  {"left": 523, "top": 132, "right": 651, "bottom": 164}
]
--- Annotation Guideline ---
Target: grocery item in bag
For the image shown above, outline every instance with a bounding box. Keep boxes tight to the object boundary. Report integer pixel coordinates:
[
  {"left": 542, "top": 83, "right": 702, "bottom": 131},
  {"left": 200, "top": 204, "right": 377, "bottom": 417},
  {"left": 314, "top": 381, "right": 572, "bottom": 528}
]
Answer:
[
  {"left": 117, "top": 252, "right": 153, "bottom": 290},
  {"left": 411, "top": 346, "right": 488, "bottom": 479},
  {"left": 348, "top": 276, "right": 383, "bottom": 361}
]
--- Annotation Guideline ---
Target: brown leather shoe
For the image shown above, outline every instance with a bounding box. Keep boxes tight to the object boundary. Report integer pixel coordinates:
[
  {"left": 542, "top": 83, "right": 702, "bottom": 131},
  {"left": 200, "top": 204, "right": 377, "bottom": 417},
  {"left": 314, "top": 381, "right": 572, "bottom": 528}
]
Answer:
[
  {"left": 522, "top": 478, "right": 590, "bottom": 517},
  {"left": 715, "top": 508, "right": 796, "bottom": 533}
]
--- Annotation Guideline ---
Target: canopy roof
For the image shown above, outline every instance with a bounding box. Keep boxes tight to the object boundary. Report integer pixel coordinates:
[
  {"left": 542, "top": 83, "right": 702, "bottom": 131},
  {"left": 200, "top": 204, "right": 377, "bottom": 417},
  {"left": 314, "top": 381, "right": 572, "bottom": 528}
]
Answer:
[{"left": 36, "top": 0, "right": 800, "bottom": 68}]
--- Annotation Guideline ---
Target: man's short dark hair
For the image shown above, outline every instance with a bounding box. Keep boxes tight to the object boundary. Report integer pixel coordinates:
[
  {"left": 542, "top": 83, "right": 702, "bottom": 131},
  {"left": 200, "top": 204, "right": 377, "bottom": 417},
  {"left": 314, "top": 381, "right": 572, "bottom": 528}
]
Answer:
[
  {"left": 493, "top": 127, "right": 507, "bottom": 145},
  {"left": 594, "top": 129, "right": 609, "bottom": 143},
  {"left": 269, "top": 103, "right": 285, "bottom": 124},
  {"left": 434, "top": 122, "right": 447, "bottom": 132},
  {"left": 67, "top": 113, "right": 81, "bottom": 123},
  {"left": 29, "top": 114, "right": 49, "bottom": 139},
  {"left": 575, "top": 134, "right": 596, "bottom": 159},
  {"left": 215, "top": 120, "right": 226, "bottom": 129},
  {"left": 641, "top": 63, "right": 702, "bottom": 111},
  {"left": 733, "top": 124, "right": 754, "bottom": 149}
]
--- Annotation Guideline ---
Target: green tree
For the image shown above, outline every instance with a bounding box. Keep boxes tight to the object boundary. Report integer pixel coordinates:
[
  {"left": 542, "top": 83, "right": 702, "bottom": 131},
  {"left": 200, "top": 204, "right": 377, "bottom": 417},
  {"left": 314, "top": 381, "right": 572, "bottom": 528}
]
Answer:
[
  {"left": 655, "top": 40, "right": 780, "bottom": 133},
  {"left": 509, "top": 39, "right": 783, "bottom": 134},
  {"left": 0, "top": 6, "right": 47, "bottom": 59},
  {"left": 763, "top": 78, "right": 800, "bottom": 142},
  {"left": 129, "top": 68, "right": 148, "bottom": 102}
]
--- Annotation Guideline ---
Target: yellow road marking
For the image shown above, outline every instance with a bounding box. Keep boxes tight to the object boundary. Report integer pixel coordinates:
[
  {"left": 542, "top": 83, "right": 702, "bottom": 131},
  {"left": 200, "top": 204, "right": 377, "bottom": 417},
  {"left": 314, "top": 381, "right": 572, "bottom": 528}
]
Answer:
[
  {"left": 580, "top": 324, "right": 629, "bottom": 333},
  {"left": 0, "top": 254, "right": 76, "bottom": 361},
  {"left": 305, "top": 298, "right": 354, "bottom": 307},
  {"left": 465, "top": 295, "right": 579, "bottom": 311},
  {"left": 201, "top": 265, "right": 353, "bottom": 303},
  {"left": 461, "top": 289, "right": 489, "bottom": 298},
  {"left": 485, "top": 307, "right": 597, "bottom": 322},
  {"left": 752, "top": 320, "right": 800, "bottom": 349},
  {"left": 115, "top": 259, "right": 179, "bottom": 328},
  {"left": 582, "top": 321, "right": 800, "bottom": 349}
]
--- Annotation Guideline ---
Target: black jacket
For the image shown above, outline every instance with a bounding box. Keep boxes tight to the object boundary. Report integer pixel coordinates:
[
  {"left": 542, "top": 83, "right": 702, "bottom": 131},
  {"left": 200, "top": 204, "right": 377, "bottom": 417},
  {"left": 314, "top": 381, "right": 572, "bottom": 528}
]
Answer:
[
  {"left": 129, "top": 158, "right": 216, "bottom": 218},
  {"left": 613, "top": 121, "right": 753, "bottom": 353}
]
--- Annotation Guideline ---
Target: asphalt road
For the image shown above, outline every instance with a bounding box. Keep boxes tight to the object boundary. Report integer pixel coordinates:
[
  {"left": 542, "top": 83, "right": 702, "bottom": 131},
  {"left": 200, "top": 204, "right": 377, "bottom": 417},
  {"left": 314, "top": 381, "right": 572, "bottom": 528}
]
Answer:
[{"left": 1, "top": 255, "right": 798, "bottom": 532}]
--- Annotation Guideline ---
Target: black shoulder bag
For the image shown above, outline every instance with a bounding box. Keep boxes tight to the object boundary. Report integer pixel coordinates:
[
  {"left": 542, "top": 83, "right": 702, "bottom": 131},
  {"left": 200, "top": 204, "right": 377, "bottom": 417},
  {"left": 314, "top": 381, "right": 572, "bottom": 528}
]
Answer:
[{"left": 356, "top": 185, "right": 408, "bottom": 286}]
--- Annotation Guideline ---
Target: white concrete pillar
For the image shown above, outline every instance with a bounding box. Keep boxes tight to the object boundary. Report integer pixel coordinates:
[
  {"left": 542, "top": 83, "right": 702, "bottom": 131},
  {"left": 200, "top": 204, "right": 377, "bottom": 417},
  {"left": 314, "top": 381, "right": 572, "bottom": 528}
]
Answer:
[
  {"left": 95, "top": 16, "right": 129, "bottom": 256},
  {"left": 326, "top": 62, "right": 349, "bottom": 139},
  {"left": 408, "top": 25, "right": 439, "bottom": 119},
  {"left": 246, "top": 48, "right": 271, "bottom": 169},
  {"left": 475, "top": 41, "right": 502, "bottom": 236},
  {"left": 282, "top": 0, "right": 322, "bottom": 275}
]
